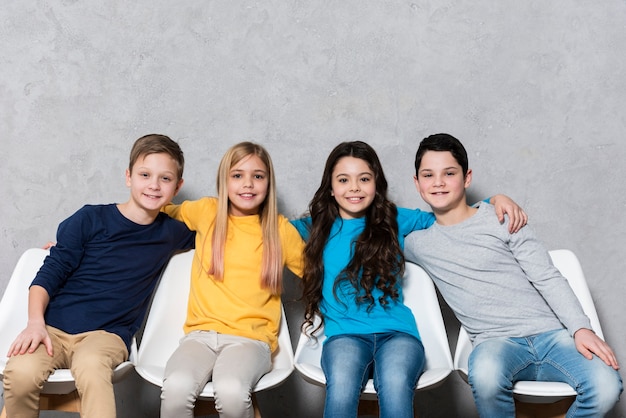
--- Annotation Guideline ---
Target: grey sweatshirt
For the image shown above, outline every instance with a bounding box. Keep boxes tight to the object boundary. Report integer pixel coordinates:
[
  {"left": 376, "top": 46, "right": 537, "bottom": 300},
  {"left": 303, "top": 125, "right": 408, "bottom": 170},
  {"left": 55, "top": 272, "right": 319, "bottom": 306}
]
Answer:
[{"left": 404, "top": 203, "right": 591, "bottom": 347}]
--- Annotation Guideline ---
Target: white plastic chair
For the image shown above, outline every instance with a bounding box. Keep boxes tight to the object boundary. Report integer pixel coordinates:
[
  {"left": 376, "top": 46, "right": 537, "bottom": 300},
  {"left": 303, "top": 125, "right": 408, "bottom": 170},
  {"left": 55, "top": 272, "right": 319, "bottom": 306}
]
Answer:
[
  {"left": 453, "top": 249, "right": 603, "bottom": 409},
  {"left": 293, "top": 262, "right": 454, "bottom": 410},
  {"left": 0, "top": 248, "right": 136, "bottom": 417},
  {"left": 134, "top": 249, "right": 294, "bottom": 417}
]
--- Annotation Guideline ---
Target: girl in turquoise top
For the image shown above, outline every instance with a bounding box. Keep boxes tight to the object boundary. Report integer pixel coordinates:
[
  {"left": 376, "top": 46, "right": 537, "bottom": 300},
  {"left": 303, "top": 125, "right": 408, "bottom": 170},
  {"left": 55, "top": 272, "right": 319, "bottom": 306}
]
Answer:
[
  {"left": 291, "top": 141, "right": 526, "bottom": 418},
  {"left": 291, "top": 141, "right": 431, "bottom": 418}
]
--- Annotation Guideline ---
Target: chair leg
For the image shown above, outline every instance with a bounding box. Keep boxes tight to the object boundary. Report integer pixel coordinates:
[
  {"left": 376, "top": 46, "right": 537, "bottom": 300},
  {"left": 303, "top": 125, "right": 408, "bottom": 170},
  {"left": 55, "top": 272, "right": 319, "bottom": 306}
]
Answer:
[
  {"left": 194, "top": 393, "right": 262, "bottom": 417},
  {"left": 194, "top": 400, "right": 217, "bottom": 416},
  {"left": 253, "top": 393, "right": 262, "bottom": 418},
  {"left": 357, "top": 399, "right": 378, "bottom": 416},
  {"left": 515, "top": 397, "right": 573, "bottom": 418},
  {"left": 356, "top": 399, "right": 420, "bottom": 418}
]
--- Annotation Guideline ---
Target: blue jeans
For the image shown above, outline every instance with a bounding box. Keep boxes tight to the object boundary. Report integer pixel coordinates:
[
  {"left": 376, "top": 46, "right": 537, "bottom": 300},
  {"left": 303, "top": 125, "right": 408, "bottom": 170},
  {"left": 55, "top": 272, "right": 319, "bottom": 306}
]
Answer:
[
  {"left": 321, "top": 332, "right": 425, "bottom": 418},
  {"left": 468, "top": 329, "right": 623, "bottom": 418}
]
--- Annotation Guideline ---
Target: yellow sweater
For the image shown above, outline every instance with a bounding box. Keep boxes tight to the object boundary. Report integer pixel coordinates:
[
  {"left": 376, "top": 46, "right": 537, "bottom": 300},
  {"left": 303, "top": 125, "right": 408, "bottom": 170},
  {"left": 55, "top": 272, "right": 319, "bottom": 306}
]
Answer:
[{"left": 163, "top": 197, "right": 304, "bottom": 352}]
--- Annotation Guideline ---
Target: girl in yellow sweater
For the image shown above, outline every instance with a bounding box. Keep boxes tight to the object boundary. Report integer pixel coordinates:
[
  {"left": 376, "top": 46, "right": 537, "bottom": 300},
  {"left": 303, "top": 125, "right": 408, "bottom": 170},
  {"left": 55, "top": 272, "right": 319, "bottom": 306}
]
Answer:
[{"left": 160, "top": 142, "right": 304, "bottom": 418}]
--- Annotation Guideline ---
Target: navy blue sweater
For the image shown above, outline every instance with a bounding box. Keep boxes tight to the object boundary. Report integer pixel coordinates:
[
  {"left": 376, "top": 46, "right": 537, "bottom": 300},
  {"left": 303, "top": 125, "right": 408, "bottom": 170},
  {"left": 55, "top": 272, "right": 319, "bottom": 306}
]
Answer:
[{"left": 31, "top": 204, "right": 195, "bottom": 350}]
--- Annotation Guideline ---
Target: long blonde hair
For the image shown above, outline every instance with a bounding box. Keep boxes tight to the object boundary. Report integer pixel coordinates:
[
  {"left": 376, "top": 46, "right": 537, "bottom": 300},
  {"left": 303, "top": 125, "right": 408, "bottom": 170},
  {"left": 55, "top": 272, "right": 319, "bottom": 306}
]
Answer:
[{"left": 208, "top": 142, "right": 283, "bottom": 294}]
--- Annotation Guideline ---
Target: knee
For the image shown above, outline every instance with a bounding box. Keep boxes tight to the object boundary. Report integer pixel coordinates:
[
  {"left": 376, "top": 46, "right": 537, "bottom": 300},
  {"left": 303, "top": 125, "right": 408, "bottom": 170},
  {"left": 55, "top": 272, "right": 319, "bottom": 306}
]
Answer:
[
  {"left": 161, "top": 369, "right": 200, "bottom": 400},
  {"left": 594, "top": 382, "right": 622, "bottom": 414},
  {"left": 323, "top": 370, "right": 365, "bottom": 410},
  {"left": 375, "top": 369, "right": 417, "bottom": 395},
  {"left": 3, "top": 356, "right": 48, "bottom": 395},
  {"left": 578, "top": 365, "right": 623, "bottom": 412},
  {"left": 160, "top": 371, "right": 201, "bottom": 416},
  {"left": 469, "top": 371, "right": 510, "bottom": 399},
  {"left": 213, "top": 378, "right": 251, "bottom": 415},
  {"left": 468, "top": 356, "right": 512, "bottom": 398}
]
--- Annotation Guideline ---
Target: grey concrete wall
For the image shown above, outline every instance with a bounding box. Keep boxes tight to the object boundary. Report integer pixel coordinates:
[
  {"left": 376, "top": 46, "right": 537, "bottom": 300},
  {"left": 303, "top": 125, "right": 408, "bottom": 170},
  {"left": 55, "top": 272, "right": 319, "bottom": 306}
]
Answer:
[{"left": 1, "top": 1, "right": 624, "bottom": 417}]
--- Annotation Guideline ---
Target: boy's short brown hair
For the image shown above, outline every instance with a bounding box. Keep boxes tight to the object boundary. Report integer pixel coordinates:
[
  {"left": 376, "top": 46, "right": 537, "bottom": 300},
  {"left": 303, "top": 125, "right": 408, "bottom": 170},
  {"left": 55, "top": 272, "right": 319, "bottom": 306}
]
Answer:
[{"left": 129, "top": 134, "right": 185, "bottom": 180}]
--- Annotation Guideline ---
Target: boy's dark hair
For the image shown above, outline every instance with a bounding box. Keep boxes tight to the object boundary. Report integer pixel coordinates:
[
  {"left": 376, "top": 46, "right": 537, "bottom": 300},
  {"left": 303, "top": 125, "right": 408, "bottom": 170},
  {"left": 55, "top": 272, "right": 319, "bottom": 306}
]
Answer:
[
  {"left": 302, "top": 141, "right": 403, "bottom": 335},
  {"left": 129, "top": 134, "right": 185, "bottom": 180},
  {"left": 415, "top": 133, "right": 469, "bottom": 177}
]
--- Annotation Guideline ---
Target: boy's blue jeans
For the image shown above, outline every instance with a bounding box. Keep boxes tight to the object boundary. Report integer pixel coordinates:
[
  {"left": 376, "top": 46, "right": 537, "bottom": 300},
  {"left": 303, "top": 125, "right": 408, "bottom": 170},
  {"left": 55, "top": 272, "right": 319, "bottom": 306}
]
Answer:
[
  {"left": 321, "top": 332, "right": 425, "bottom": 418},
  {"left": 468, "top": 328, "right": 623, "bottom": 418}
]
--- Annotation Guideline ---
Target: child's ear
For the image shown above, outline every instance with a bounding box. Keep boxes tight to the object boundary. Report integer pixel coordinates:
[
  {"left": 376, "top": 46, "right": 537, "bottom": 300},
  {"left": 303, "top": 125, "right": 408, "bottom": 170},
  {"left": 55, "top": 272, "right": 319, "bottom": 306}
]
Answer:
[
  {"left": 174, "top": 178, "right": 184, "bottom": 195},
  {"left": 413, "top": 175, "right": 420, "bottom": 190},
  {"left": 464, "top": 169, "right": 473, "bottom": 189},
  {"left": 125, "top": 169, "right": 132, "bottom": 187}
]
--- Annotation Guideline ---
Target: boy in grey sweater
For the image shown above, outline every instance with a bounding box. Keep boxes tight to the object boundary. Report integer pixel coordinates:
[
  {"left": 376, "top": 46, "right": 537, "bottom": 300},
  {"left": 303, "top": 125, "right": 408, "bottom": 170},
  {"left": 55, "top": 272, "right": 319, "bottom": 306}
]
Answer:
[{"left": 404, "top": 133, "right": 622, "bottom": 417}]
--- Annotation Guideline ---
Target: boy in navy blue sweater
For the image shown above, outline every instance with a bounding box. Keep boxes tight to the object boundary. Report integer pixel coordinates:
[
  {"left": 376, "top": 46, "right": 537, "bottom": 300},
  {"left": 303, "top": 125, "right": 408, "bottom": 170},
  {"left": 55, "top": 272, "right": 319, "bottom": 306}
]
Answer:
[{"left": 3, "top": 134, "right": 195, "bottom": 418}]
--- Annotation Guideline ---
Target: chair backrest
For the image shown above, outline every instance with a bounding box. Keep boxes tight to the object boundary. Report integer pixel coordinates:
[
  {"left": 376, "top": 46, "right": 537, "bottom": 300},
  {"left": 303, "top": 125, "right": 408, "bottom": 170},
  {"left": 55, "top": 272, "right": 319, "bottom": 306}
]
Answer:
[
  {"left": 135, "top": 249, "right": 294, "bottom": 395},
  {"left": 454, "top": 249, "right": 603, "bottom": 376},
  {"left": 294, "top": 261, "right": 453, "bottom": 392},
  {"left": 548, "top": 249, "right": 603, "bottom": 338},
  {"left": 0, "top": 248, "right": 49, "bottom": 376},
  {"left": 402, "top": 262, "right": 454, "bottom": 374},
  {"left": 135, "top": 249, "right": 195, "bottom": 383}
]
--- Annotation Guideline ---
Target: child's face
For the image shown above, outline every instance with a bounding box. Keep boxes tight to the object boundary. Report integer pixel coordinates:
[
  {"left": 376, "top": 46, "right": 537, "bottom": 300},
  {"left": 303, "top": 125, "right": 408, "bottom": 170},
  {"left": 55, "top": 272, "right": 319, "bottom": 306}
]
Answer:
[
  {"left": 414, "top": 150, "right": 471, "bottom": 213},
  {"left": 227, "top": 154, "right": 269, "bottom": 216},
  {"left": 126, "top": 152, "right": 182, "bottom": 213},
  {"left": 331, "top": 156, "right": 376, "bottom": 219}
]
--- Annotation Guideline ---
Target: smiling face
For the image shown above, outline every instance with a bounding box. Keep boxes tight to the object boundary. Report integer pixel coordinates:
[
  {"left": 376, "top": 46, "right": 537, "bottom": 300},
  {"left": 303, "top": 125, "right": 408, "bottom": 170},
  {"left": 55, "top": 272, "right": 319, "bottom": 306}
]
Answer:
[
  {"left": 227, "top": 154, "right": 269, "bottom": 217},
  {"left": 414, "top": 150, "right": 471, "bottom": 215},
  {"left": 331, "top": 156, "right": 376, "bottom": 219},
  {"left": 125, "top": 152, "right": 183, "bottom": 218}
]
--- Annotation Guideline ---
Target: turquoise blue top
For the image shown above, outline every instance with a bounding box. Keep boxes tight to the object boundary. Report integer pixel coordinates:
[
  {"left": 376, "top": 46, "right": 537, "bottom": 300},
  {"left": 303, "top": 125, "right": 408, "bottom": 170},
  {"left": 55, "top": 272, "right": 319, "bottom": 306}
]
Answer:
[{"left": 291, "top": 207, "right": 435, "bottom": 340}]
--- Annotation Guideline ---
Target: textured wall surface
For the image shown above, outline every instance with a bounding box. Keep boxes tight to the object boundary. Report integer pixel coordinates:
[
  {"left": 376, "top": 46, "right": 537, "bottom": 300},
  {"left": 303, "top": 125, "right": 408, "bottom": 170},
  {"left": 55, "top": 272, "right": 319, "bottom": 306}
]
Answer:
[{"left": 1, "top": 1, "right": 625, "bottom": 417}]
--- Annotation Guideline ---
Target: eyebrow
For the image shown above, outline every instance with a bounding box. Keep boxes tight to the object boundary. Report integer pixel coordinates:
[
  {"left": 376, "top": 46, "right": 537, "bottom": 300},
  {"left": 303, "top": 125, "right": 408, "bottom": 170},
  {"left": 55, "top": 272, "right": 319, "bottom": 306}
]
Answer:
[
  {"left": 419, "top": 166, "right": 459, "bottom": 172},
  {"left": 230, "top": 168, "right": 267, "bottom": 174},
  {"left": 137, "top": 166, "right": 176, "bottom": 175},
  {"left": 335, "top": 171, "right": 373, "bottom": 177}
]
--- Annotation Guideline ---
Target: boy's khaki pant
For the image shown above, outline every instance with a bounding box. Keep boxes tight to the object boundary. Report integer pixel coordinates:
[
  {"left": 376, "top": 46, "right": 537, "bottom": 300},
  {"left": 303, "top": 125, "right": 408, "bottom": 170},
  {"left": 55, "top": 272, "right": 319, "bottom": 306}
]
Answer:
[{"left": 2, "top": 326, "right": 128, "bottom": 418}]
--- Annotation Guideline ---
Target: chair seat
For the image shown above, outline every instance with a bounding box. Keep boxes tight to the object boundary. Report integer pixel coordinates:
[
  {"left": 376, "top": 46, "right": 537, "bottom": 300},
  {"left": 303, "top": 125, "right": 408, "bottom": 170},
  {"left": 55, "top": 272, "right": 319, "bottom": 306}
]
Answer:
[
  {"left": 294, "top": 362, "right": 325, "bottom": 386},
  {"left": 294, "top": 362, "right": 452, "bottom": 393},
  {"left": 513, "top": 381, "right": 577, "bottom": 403},
  {"left": 39, "top": 361, "right": 136, "bottom": 394},
  {"left": 136, "top": 363, "right": 295, "bottom": 398}
]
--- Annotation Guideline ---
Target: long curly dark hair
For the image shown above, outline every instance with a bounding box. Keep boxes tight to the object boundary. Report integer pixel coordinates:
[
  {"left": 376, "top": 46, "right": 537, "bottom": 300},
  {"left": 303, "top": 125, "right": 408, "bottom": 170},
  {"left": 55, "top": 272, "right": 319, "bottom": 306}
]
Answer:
[{"left": 302, "top": 141, "right": 404, "bottom": 336}]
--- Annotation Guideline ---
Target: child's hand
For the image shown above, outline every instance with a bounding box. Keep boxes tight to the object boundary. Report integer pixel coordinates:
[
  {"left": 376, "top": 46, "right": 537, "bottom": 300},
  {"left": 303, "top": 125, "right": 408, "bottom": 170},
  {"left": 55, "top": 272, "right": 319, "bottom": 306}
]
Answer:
[
  {"left": 42, "top": 241, "right": 56, "bottom": 250},
  {"left": 490, "top": 195, "right": 528, "bottom": 233},
  {"left": 574, "top": 328, "right": 619, "bottom": 370},
  {"left": 7, "top": 321, "right": 53, "bottom": 357}
]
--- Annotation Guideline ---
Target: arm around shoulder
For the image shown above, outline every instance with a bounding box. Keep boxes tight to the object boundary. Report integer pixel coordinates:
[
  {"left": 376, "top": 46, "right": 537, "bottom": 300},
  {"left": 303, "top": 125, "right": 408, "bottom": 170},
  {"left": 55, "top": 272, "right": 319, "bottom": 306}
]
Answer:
[
  {"left": 162, "top": 197, "right": 216, "bottom": 229},
  {"left": 488, "top": 194, "right": 528, "bottom": 233},
  {"left": 282, "top": 218, "right": 306, "bottom": 278}
]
